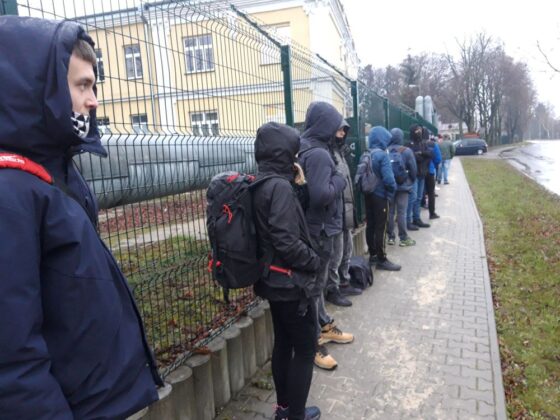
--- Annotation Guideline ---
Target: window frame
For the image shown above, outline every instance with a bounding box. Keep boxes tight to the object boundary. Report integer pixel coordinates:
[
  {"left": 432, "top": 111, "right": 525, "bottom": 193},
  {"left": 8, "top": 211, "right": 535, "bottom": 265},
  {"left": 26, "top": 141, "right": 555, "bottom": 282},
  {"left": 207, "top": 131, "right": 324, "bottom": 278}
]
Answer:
[
  {"left": 95, "top": 48, "right": 105, "bottom": 83},
  {"left": 131, "top": 114, "right": 149, "bottom": 134},
  {"left": 124, "top": 44, "right": 143, "bottom": 80},
  {"left": 190, "top": 111, "right": 219, "bottom": 136},
  {"left": 183, "top": 34, "right": 215, "bottom": 74}
]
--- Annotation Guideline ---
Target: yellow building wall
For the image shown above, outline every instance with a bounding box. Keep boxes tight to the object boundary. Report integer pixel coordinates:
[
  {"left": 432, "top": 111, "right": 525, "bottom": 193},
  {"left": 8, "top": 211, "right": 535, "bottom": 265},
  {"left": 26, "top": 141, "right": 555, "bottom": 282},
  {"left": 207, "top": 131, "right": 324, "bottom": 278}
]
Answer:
[{"left": 86, "top": 6, "right": 345, "bottom": 135}]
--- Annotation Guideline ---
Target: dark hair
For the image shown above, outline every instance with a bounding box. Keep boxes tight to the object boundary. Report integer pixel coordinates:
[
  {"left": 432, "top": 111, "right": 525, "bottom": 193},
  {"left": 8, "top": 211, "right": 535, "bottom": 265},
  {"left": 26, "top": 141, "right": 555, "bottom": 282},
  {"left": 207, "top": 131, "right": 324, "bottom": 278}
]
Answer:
[{"left": 72, "top": 39, "right": 96, "bottom": 66}]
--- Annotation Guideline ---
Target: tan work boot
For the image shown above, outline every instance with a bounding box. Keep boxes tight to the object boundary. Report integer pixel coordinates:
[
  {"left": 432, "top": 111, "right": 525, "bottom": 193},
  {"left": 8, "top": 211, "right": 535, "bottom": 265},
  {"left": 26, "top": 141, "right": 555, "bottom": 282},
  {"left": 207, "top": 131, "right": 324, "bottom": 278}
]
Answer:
[
  {"left": 320, "top": 321, "right": 354, "bottom": 344},
  {"left": 314, "top": 344, "right": 337, "bottom": 370}
]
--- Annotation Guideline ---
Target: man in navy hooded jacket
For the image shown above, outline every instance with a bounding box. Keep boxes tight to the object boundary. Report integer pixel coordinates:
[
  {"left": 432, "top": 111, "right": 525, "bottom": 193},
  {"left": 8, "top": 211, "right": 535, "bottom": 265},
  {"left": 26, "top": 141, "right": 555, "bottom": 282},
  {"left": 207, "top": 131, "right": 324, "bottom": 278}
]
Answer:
[
  {"left": 298, "top": 102, "right": 354, "bottom": 371},
  {"left": 365, "top": 127, "right": 401, "bottom": 271},
  {"left": 0, "top": 17, "right": 162, "bottom": 419}
]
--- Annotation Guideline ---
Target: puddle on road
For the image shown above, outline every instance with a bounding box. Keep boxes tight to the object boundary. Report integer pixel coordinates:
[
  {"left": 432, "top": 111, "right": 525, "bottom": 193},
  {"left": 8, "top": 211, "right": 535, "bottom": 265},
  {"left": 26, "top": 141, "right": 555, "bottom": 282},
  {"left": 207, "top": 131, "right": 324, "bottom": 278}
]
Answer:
[{"left": 500, "top": 140, "right": 560, "bottom": 196}]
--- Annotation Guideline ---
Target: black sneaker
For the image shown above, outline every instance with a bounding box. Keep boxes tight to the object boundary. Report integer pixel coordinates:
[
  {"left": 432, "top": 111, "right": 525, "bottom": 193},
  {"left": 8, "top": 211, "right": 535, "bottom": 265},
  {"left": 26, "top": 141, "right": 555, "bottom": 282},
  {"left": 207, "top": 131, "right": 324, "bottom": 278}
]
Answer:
[
  {"left": 413, "top": 219, "right": 430, "bottom": 228},
  {"left": 368, "top": 255, "right": 379, "bottom": 265},
  {"left": 274, "top": 405, "right": 321, "bottom": 420},
  {"left": 407, "top": 223, "right": 419, "bottom": 231},
  {"left": 325, "top": 290, "right": 352, "bottom": 307},
  {"left": 339, "top": 283, "right": 363, "bottom": 296},
  {"left": 376, "top": 259, "right": 402, "bottom": 271},
  {"left": 429, "top": 213, "right": 440, "bottom": 219}
]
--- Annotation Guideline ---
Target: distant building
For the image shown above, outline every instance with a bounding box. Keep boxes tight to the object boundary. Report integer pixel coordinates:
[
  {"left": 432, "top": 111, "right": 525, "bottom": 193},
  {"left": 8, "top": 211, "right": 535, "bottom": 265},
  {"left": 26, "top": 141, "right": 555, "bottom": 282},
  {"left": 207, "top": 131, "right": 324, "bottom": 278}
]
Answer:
[
  {"left": 438, "top": 122, "right": 468, "bottom": 140},
  {"left": 79, "top": 0, "right": 358, "bottom": 135}
]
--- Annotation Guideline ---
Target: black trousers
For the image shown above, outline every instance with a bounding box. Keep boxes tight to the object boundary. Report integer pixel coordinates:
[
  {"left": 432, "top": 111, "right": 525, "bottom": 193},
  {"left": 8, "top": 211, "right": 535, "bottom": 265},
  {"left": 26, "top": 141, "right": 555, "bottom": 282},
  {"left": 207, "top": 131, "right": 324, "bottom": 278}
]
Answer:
[
  {"left": 364, "top": 193, "right": 389, "bottom": 261},
  {"left": 425, "top": 173, "right": 436, "bottom": 216},
  {"left": 269, "top": 300, "right": 317, "bottom": 420}
]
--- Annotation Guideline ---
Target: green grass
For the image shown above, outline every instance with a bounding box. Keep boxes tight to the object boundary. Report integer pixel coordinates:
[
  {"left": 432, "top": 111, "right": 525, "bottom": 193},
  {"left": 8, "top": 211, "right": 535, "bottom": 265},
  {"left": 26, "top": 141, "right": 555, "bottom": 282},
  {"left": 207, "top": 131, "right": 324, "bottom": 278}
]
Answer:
[
  {"left": 463, "top": 158, "right": 560, "bottom": 419},
  {"left": 109, "top": 234, "right": 256, "bottom": 373}
]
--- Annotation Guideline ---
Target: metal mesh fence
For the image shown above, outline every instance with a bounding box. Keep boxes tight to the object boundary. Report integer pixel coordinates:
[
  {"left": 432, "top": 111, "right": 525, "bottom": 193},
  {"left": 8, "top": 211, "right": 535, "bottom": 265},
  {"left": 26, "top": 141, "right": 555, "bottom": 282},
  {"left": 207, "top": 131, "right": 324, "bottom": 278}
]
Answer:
[{"left": 7, "top": 0, "right": 437, "bottom": 376}]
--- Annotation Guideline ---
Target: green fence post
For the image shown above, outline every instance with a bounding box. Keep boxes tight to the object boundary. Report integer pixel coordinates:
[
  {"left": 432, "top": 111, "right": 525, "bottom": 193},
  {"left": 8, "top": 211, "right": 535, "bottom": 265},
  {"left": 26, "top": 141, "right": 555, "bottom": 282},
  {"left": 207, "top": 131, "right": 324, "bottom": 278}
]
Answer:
[
  {"left": 351, "top": 81, "right": 365, "bottom": 224},
  {"left": 0, "top": 0, "right": 18, "bottom": 15},
  {"left": 383, "top": 98, "right": 389, "bottom": 129},
  {"left": 281, "top": 45, "right": 294, "bottom": 127}
]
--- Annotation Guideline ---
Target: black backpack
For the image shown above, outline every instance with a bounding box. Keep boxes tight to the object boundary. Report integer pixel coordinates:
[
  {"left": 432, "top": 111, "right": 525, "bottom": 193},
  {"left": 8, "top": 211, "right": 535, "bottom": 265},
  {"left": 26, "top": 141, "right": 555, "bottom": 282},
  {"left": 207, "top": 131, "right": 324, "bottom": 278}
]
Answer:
[
  {"left": 388, "top": 146, "right": 408, "bottom": 185},
  {"left": 348, "top": 256, "right": 373, "bottom": 289},
  {"left": 206, "top": 171, "right": 276, "bottom": 301}
]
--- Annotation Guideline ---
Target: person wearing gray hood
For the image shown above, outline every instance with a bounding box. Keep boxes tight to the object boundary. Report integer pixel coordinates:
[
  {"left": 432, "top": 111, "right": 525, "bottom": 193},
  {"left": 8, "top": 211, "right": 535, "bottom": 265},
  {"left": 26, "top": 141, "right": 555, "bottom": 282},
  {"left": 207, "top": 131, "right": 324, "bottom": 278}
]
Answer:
[
  {"left": 325, "top": 121, "right": 363, "bottom": 307},
  {"left": 387, "top": 128, "right": 417, "bottom": 247},
  {"left": 298, "top": 102, "right": 354, "bottom": 371}
]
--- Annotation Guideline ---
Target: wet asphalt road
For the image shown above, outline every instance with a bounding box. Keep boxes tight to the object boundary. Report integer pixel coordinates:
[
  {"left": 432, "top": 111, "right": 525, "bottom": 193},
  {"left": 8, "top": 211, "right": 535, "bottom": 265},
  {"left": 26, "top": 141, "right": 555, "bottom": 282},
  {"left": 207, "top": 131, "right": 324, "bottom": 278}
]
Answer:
[{"left": 486, "top": 140, "right": 560, "bottom": 197}]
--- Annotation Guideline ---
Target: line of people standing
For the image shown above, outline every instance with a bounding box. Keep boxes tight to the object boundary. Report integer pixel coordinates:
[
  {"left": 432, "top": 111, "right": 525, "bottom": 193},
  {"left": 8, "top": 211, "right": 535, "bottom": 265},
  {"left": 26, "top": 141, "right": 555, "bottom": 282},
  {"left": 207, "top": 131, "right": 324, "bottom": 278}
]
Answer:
[{"left": 250, "top": 104, "right": 456, "bottom": 419}]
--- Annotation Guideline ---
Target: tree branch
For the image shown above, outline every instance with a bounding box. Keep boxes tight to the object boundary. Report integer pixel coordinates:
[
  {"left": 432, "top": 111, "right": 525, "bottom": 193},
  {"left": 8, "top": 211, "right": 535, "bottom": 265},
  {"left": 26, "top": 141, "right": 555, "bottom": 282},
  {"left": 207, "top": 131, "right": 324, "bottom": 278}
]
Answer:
[{"left": 537, "top": 41, "right": 560, "bottom": 73}]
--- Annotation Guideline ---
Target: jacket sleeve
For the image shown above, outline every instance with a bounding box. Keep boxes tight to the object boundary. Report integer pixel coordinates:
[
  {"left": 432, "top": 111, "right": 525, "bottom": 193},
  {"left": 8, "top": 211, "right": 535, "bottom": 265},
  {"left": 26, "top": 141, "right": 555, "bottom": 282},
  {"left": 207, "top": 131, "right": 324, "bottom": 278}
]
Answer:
[
  {"left": 432, "top": 143, "right": 442, "bottom": 166},
  {"left": 305, "top": 149, "right": 346, "bottom": 210},
  {"left": 404, "top": 148, "right": 418, "bottom": 181},
  {"left": 379, "top": 153, "right": 397, "bottom": 196},
  {"left": 267, "top": 182, "right": 320, "bottom": 273},
  {"left": 0, "top": 205, "right": 73, "bottom": 419}
]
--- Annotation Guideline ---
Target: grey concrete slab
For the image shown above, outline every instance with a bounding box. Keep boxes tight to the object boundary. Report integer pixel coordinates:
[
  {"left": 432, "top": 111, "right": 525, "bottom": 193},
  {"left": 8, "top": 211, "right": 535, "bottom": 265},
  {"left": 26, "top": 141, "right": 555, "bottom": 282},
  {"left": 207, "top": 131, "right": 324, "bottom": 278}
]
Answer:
[{"left": 218, "top": 158, "right": 507, "bottom": 419}]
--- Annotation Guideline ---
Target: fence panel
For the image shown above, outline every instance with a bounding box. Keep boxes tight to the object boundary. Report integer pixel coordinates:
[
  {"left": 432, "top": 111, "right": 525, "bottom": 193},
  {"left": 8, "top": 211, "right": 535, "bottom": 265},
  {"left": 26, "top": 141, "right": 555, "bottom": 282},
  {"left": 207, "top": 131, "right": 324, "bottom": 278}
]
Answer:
[
  {"left": 15, "top": 0, "right": 289, "bottom": 376},
  {"left": 11, "top": 0, "right": 437, "bottom": 377}
]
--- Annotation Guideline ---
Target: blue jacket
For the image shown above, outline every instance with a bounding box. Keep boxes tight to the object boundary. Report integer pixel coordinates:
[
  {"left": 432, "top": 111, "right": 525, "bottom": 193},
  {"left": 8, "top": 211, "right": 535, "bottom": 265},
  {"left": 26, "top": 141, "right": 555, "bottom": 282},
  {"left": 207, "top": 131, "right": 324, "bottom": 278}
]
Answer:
[
  {"left": 298, "top": 102, "right": 346, "bottom": 237},
  {"left": 368, "top": 127, "right": 396, "bottom": 199},
  {"left": 0, "top": 17, "right": 162, "bottom": 419},
  {"left": 389, "top": 128, "right": 418, "bottom": 192},
  {"left": 428, "top": 141, "right": 442, "bottom": 175}
]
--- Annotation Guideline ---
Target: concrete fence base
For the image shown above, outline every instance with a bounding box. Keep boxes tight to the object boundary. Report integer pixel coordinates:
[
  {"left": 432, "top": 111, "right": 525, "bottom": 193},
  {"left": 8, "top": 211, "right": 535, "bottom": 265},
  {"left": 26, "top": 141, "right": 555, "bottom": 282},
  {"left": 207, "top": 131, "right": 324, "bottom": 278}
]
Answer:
[{"left": 125, "top": 226, "right": 365, "bottom": 419}]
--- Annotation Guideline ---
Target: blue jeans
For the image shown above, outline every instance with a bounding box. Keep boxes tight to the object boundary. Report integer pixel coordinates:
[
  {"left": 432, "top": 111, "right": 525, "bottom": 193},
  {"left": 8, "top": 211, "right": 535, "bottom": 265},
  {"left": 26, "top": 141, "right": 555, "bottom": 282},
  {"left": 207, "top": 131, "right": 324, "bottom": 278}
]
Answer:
[
  {"left": 407, "top": 179, "right": 417, "bottom": 224},
  {"left": 410, "top": 177, "right": 425, "bottom": 221},
  {"left": 439, "top": 159, "right": 451, "bottom": 183}
]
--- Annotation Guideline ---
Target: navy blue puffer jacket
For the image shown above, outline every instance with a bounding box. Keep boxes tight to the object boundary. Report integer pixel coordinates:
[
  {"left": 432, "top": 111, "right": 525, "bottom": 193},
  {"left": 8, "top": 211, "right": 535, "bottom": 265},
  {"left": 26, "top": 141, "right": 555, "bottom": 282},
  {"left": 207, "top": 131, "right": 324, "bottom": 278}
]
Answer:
[{"left": 0, "top": 17, "right": 162, "bottom": 419}]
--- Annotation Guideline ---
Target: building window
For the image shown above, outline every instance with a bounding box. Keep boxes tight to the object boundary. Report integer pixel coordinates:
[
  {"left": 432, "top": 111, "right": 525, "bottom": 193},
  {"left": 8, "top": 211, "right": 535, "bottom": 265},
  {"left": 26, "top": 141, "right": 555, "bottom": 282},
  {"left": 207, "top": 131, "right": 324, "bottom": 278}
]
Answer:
[
  {"left": 131, "top": 114, "right": 149, "bottom": 134},
  {"left": 184, "top": 35, "right": 214, "bottom": 73},
  {"left": 191, "top": 111, "right": 219, "bottom": 136},
  {"left": 95, "top": 49, "right": 105, "bottom": 83},
  {"left": 97, "top": 117, "right": 111, "bottom": 135},
  {"left": 124, "top": 44, "right": 143, "bottom": 79},
  {"left": 261, "top": 25, "right": 290, "bottom": 65}
]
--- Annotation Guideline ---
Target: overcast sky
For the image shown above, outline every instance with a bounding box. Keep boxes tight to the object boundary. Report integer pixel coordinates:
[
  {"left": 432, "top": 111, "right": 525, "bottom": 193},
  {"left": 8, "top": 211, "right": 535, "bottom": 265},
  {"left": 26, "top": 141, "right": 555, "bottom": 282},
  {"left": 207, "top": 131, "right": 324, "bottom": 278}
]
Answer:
[{"left": 342, "top": 0, "right": 560, "bottom": 116}]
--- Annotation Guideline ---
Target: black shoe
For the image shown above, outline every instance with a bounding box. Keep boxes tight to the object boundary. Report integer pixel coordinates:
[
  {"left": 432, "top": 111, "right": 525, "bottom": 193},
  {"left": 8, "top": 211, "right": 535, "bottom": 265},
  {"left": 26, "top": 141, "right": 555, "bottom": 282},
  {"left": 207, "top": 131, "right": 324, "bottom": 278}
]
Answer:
[
  {"left": 325, "top": 290, "right": 352, "bottom": 307},
  {"left": 376, "top": 259, "right": 401, "bottom": 271},
  {"left": 274, "top": 405, "right": 321, "bottom": 420},
  {"left": 444, "top": 181, "right": 449, "bottom": 184},
  {"left": 407, "top": 223, "right": 419, "bottom": 231},
  {"left": 413, "top": 219, "right": 430, "bottom": 228},
  {"left": 369, "top": 255, "right": 379, "bottom": 265},
  {"left": 429, "top": 213, "right": 440, "bottom": 219},
  {"left": 339, "top": 283, "right": 363, "bottom": 296}
]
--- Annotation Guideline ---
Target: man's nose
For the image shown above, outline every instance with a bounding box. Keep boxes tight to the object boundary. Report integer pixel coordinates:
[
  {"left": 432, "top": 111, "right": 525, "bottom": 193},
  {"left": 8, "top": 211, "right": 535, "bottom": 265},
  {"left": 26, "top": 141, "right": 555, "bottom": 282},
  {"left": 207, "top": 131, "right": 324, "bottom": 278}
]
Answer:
[{"left": 87, "top": 91, "right": 99, "bottom": 110}]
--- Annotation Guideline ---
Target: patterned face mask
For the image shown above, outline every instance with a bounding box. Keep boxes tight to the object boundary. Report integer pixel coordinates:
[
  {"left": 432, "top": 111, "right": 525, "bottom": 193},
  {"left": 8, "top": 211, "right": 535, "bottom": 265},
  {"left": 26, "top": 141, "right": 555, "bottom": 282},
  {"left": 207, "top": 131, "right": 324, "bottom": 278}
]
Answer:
[{"left": 71, "top": 111, "right": 90, "bottom": 139}]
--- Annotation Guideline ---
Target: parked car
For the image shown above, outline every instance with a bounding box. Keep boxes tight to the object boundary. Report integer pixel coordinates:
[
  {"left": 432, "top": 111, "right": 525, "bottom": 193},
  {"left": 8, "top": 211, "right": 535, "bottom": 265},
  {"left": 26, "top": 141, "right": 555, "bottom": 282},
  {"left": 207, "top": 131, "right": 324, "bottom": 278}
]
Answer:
[{"left": 453, "top": 138, "right": 488, "bottom": 155}]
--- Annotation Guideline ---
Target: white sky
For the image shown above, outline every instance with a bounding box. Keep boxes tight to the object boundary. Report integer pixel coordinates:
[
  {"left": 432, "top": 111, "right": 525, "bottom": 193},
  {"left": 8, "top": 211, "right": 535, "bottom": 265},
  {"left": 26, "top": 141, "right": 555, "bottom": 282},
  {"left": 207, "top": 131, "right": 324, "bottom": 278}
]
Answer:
[{"left": 342, "top": 0, "right": 560, "bottom": 116}]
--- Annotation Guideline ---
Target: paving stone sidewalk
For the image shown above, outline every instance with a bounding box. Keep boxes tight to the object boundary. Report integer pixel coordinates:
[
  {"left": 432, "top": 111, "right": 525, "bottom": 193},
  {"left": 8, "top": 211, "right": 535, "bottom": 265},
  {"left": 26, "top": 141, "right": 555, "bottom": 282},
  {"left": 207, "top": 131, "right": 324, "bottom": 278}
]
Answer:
[{"left": 217, "top": 158, "right": 507, "bottom": 420}]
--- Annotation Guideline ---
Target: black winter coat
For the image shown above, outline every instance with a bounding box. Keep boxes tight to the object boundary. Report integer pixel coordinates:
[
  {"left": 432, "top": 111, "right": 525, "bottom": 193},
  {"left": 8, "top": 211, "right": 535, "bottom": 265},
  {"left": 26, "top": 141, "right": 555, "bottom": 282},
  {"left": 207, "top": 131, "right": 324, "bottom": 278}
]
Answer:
[{"left": 252, "top": 123, "right": 321, "bottom": 302}]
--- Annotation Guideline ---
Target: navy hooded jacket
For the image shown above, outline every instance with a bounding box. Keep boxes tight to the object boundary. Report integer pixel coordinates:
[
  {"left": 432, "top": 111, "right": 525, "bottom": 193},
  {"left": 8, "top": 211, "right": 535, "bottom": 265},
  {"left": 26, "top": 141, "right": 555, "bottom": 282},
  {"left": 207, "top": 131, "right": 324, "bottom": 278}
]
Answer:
[
  {"left": 389, "top": 128, "right": 418, "bottom": 192},
  {"left": 367, "top": 126, "right": 397, "bottom": 199},
  {"left": 298, "top": 102, "right": 346, "bottom": 237},
  {"left": 0, "top": 17, "right": 162, "bottom": 419}
]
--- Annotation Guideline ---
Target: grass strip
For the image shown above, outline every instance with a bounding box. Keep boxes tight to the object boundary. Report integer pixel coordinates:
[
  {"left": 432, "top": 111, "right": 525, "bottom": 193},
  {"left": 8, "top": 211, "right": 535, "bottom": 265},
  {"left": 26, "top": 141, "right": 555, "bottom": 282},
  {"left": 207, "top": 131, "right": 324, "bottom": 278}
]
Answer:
[{"left": 463, "top": 158, "right": 560, "bottom": 419}]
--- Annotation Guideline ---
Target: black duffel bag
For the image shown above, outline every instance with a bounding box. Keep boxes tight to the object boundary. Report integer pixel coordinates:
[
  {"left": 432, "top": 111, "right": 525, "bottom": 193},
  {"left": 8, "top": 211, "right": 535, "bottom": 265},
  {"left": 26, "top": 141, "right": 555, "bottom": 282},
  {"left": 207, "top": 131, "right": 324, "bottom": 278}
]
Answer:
[{"left": 348, "top": 256, "right": 373, "bottom": 290}]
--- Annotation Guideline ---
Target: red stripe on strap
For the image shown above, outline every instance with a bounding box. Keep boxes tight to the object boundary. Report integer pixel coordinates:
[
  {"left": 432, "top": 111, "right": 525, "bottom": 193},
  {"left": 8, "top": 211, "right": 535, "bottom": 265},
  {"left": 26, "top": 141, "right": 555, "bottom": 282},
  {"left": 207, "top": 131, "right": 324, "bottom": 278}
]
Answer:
[
  {"left": 0, "top": 153, "right": 53, "bottom": 184},
  {"left": 269, "top": 265, "right": 292, "bottom": 277}
]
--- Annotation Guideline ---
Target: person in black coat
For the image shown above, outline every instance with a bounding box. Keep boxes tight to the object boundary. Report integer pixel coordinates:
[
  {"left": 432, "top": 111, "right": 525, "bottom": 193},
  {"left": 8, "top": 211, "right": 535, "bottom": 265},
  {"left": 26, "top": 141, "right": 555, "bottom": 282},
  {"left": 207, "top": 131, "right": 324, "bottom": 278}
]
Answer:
[
  {"left": 252, "top": 122, "right": 322, "bottom": 420},
  {"left": 406, "top": 124, "right": 433, "bottom": 228}
]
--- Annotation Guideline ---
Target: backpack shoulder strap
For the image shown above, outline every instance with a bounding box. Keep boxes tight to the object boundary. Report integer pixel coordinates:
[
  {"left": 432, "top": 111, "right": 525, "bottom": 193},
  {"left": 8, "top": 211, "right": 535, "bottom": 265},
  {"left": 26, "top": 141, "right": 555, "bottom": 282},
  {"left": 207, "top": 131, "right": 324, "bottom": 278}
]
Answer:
[{"left": 0, "top": 153, "right": 53, "bottom": 184}]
